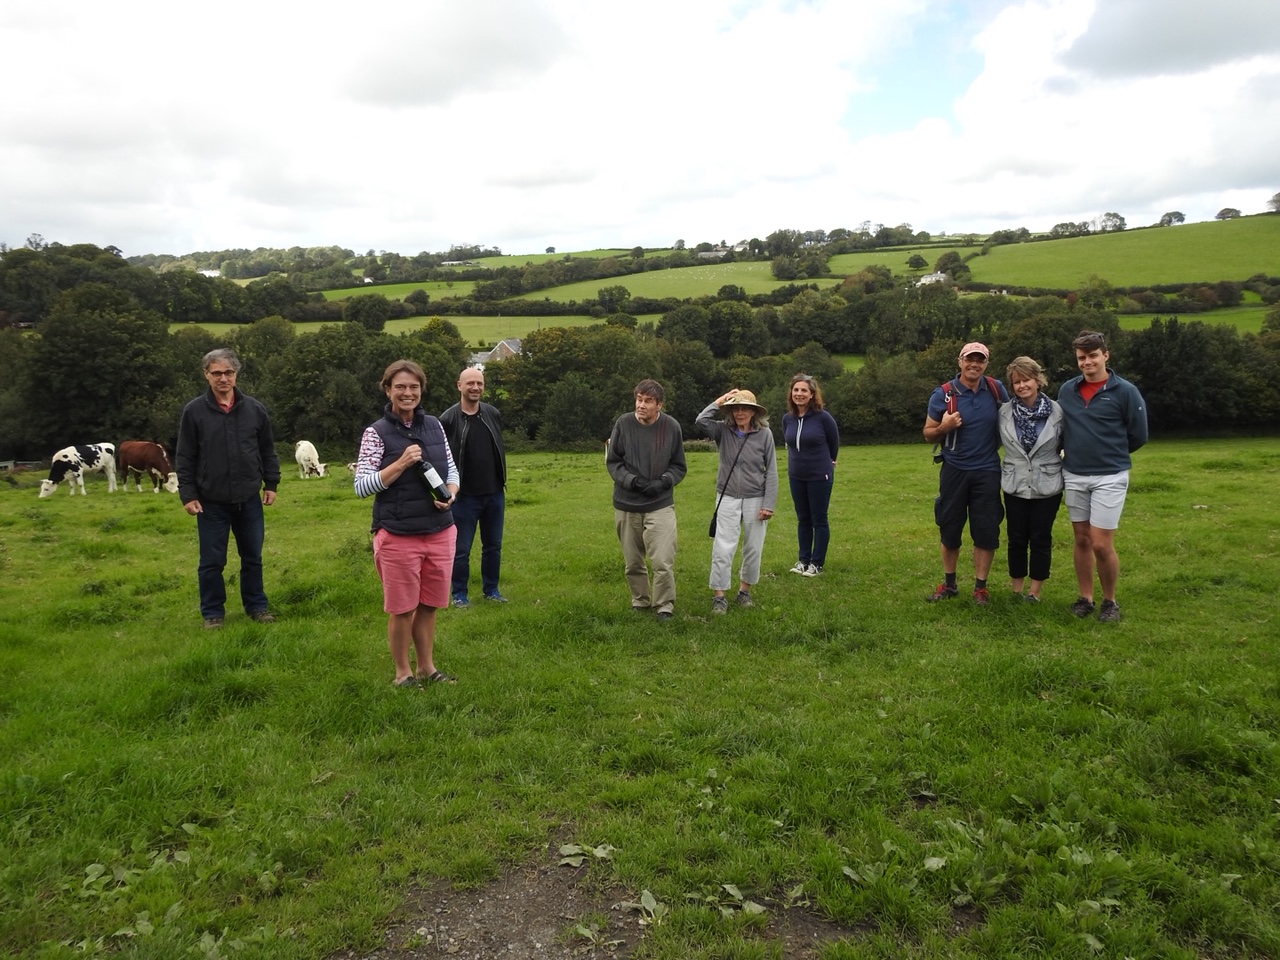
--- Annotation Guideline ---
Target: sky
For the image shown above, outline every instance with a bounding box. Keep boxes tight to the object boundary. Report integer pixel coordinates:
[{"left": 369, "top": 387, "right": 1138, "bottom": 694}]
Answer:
[{"left": 3, "top": 0, "right": 1279, "bottom": 259}]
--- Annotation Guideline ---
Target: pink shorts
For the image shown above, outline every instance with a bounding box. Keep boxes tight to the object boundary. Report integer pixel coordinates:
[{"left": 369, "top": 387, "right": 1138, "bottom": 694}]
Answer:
[{"left": 372, "top": 526, "right": 457, "bottom": 614}]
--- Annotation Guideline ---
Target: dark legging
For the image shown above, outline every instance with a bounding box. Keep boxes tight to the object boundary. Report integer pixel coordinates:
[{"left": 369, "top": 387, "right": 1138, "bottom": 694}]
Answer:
[
  {"left": 1004, "top": 491, "right": 1062, "bottom": 581},
  {"left": 790, "top": 475, "right": 834, "bottom": 566}
]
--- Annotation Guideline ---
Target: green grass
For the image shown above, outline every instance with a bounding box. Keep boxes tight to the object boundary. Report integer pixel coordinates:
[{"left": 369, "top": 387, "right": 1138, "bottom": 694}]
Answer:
[
  {"left": 472, "top": 249, "right": 643, "bottom": 267},
  {"left": 831, "top": 217, "right": 1280, "bottom": 288},
  {"left": 1118, "top": 303, "right": 1272, "bottom": 335},
  {"left": 3, "top": 437, "right": 1279, "bottom": 958},
  {"left": 319, "top": 279, "right": 477, "bottom": 302},
  {"left": 966, "top": 216, "right": 1280, "bottom": 288},
  {"left": 501, "top": 260, "right": 844, "bottom": 304}
]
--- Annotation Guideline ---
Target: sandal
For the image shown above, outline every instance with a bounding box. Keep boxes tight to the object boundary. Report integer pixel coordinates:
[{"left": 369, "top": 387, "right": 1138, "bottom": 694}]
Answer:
[
  {"left": 422, "top": 670, "right": 456, "bottom": 685},
  {"left": 394, "top": 675, "right": 421, "bottom": 689}
]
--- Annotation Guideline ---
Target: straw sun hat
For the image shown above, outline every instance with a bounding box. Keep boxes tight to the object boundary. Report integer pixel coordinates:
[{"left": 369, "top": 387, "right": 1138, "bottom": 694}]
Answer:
[{"left": 721, "top": 389, "right": 767, "bottom": 414}]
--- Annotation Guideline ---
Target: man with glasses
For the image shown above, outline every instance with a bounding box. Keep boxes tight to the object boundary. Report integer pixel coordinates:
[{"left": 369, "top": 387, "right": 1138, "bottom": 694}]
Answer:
[
  {"left": 1058, "top": 331, "right": 1147, "bottom": 623},
  {"left": 176, "top": 348, "right": 281, "bottom": 629},
  {"left": 922, "top": 342, "right": 1009, "bottom": 605}
]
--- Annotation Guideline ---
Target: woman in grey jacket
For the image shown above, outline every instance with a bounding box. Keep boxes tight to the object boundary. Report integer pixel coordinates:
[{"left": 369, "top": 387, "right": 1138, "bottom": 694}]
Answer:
[
  {"left": 697, "top": 389, "right": 778, "bottom": 614},
  {"left": 998, "top": 357, "right": 1064, "bottom": 602}
]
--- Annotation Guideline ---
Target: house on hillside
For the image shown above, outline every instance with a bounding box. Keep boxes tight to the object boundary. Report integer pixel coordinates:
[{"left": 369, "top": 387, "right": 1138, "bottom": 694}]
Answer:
[
  {"left": 468, "top": 337, "right": 523, "bottom": 368},
  {"left": 916, "top": 271, "right": 948, "bottom": 286}
]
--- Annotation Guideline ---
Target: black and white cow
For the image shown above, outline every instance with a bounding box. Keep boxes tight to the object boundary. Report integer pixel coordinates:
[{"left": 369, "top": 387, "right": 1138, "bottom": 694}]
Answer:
[{"left": 39, "top": 443, "right": 118, "bottom": 497}]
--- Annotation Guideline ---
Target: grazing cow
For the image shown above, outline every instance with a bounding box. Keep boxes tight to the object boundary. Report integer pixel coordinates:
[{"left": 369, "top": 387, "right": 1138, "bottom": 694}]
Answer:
[
  {"left": 294, "top": 440, "right": 327, "bottom": 478},
  {"left": 38, "top": 443, "right": 118, "bottom": 497},
  {"left": 118, "top": 440, "right": 180, "bottom": 493},
  {"left": 345, "top": 461, "right": 358, "bottom": 475}
]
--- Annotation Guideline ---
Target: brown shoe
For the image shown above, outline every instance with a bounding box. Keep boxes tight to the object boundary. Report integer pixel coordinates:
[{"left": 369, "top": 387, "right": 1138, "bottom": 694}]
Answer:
[
  {"left": 203, "top": 617, "right": 224, "bottom": 629},
  {"left": 248, "top": 610, "right": 277, "bottom": 623}
]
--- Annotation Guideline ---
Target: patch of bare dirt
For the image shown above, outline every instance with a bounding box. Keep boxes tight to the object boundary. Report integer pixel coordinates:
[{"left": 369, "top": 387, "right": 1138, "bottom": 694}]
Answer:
[{"left": 330, "top": 832, "right": 872, "bottom": 959}]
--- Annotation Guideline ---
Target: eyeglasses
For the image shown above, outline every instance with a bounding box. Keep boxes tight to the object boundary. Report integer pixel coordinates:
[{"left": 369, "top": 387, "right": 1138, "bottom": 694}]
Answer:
[
  {"left": 207, "top": 369, "right": 237, "bottom": 378},
  {"left": 962, "top": 354, "right": 989, "bottom": 363}
]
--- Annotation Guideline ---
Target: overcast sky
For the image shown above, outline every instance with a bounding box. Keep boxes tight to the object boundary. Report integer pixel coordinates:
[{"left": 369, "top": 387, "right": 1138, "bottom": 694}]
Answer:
[{"left": 3, "top": 0, "right": 1278, "bottom": 259}]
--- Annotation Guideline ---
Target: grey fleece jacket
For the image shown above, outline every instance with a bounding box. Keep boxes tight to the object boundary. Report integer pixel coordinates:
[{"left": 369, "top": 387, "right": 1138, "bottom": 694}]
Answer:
[{"left": 696, "top": 401, "right": 779, "bottom": 510}]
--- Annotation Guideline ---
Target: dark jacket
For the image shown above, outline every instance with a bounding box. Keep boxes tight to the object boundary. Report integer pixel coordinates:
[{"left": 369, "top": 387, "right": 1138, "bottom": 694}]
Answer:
[
  {"left": 176, "top": 387, "right": 280, "bottom": 505},
  {"left": 439, "top": 401, "right": 506, "bottom": 489},
  {"left": 370, "top": 406, "right": 455, "bottom": 536},
  {"left": 1057, "top": 370, "right": 1148, "bottom": 475}
]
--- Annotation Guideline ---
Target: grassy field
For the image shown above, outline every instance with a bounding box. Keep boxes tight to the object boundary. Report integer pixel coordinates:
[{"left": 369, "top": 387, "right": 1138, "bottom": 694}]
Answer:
[
  {"left": 319, "top": 279, "right": 477, "bottom": 302},
  {"left": 965, "top": 217, "right": 1280, "bottom": 289},
  {"left": 3, "top": 438, "right": 1279, "bottom": 959},
  {"left": 831, "top": 217, "right": 1280, "bottom": 289},
  {"left": 472, "top": 249, "right": 646, "bottom": 268},
  {"left": 500, "top": 261, "right": 844, "bottom": 305},
  {"left": 1117, "top": 303, "right": 1272, "bottom": 335}
]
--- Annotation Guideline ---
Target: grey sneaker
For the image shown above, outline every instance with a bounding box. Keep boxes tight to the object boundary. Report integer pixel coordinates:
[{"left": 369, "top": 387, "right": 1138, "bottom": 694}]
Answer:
[
  {"left": 736, "top": 590, "right": 755, "bottom": 608},
  {"left": 1071, "top": 597, "right": 1096, "bottom": 618},
  {"left": 1098, "top": 599, "right": 1121, "bottom": 623},
  {"left": 790, "top": 561, "right": 807, "bottom": 574},
  {"left": 802, "top": 564, "right": 823, "bottom": 578},
  {"left": 711, "top": 596, "right": 728, "bottom": 615}
]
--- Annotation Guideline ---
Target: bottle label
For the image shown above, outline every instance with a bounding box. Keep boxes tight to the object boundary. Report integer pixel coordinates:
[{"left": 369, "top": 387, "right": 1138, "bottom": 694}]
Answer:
[{"left": 423, "top": 466, "right": 444, "bottom": 487}]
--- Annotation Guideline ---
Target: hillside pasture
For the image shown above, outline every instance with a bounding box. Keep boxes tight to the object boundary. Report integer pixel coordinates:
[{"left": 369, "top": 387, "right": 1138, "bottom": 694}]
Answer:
[
  {"left": 2, "top": 439, "right": 1278, "bottom": 959},
  {"left": 502, "top": 259, "right": 843, "bottom": 305},
  {"left": 964, "top": 216, "right": 1280, "bottom": 288},
  {"left": 319, "top": 279, "right": 477, "bottom": 302}
]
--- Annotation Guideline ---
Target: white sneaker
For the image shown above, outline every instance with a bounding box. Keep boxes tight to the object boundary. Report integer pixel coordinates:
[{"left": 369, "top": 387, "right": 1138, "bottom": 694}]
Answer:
[
  {"left": 802, "top": 564, "right": 823, "bottom": 577},
  {"left": 790, "top": 561, "right": 807, "bottom": 574}
]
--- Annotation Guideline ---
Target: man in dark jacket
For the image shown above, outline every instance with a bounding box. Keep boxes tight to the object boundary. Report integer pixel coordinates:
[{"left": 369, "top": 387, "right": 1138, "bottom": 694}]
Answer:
[
  {"left": 439, "top": 366, "right": 508, "bottom": 606},
  {"left": 176, "top": 348, "right": 281, "bottom": 629}
]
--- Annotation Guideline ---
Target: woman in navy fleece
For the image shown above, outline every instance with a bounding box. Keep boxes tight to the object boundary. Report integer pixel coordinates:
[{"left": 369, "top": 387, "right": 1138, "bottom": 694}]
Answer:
[{"left": 782, "top": 374, "right": 840, "bottom": 576}]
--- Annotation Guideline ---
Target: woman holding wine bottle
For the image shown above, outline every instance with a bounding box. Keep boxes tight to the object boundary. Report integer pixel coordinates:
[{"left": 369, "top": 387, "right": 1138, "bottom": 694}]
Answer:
[{"left": 354, "top": 359, "right": 460, "bottom": 688}]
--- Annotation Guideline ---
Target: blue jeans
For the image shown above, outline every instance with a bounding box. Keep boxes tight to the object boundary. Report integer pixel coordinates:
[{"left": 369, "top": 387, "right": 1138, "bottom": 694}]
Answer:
[
  {"left": 789, "top": 475, "right": 834, "bottom": 566},
  {"left": 451, "top": 491, "right": 504, "bottom": 598},
  {"left": 197, "top": 498, "right": 268, "bottom": 618}
]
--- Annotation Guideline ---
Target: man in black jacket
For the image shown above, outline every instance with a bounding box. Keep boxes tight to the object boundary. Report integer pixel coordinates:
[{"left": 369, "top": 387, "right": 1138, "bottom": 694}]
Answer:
[
  {"left": 176, "top": 348, "right": 281, "bottom": 629},
  {"left": 439, "top": 366, "right": 507, "bottom": 606}
]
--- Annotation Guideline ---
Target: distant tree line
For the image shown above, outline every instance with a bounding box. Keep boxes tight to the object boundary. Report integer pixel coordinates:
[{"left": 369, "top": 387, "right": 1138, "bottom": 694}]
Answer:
[{"left": 4, "top": 267, "right": 1278, "bottom": 461}]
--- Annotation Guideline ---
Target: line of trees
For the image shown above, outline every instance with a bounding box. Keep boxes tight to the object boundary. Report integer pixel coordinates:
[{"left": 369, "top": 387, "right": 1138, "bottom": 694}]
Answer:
[{"left": 4, "top": 279, "right": 1277, "bottom": 462}]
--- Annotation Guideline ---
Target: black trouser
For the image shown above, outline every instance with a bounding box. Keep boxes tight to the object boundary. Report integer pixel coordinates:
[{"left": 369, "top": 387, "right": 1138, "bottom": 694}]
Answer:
[{"left": 1004, "top": 491, "right": 1062, "bottom": 581}]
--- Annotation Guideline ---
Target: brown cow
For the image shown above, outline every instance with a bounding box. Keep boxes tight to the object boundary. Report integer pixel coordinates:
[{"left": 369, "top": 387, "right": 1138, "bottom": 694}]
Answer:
[{"left": 118, "top": 441, "right": 179, "bottom": 493}]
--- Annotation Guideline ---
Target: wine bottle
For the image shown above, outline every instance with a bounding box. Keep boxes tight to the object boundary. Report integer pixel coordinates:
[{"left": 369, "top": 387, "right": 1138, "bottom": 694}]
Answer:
[{"left": 417, "top": 460, "right": 451, "bottom": 503}]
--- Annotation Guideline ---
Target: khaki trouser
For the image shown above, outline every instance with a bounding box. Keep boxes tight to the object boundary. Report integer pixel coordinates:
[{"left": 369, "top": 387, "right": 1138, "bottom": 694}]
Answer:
[{"left": 615, "top": 506, "right": 677, "bottom": 614}]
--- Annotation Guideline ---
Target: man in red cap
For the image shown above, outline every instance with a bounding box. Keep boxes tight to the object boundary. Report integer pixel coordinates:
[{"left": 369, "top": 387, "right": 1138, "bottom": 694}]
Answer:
[{"left": 922, "top": 342, "right": 1009, "bottom": 605}]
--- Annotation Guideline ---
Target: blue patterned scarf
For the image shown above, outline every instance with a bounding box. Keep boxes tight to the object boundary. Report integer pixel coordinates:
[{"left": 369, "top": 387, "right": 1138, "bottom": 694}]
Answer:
[{"left": 1011, "top": 392, "right": 1052, "bottom": 452}]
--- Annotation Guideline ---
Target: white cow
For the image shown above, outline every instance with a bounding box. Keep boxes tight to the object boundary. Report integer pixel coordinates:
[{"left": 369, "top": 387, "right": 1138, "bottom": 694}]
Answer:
[
  {"left": 294, "top": 440, "right": 327, "bottom": 478},
  {"left": 39, "top": 443, "right": 118, "bottom": 497}
]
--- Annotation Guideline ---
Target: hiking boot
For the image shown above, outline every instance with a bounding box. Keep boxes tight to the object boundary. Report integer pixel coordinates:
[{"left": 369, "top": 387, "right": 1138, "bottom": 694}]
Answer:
[
  {"left": 1098, "top": 599, "right": 1122, "bottom": 623},
  {"left": 203, "top": 616, "right": 224, "bottom": 630},
  {"left": 927, "top": 583, "right": 959, "bottom": 602},
  {"left": 789, "top": 561, "right": 808, "bottom": 574},
  {"left": 1071, "top": 597, "right": 1096, "bottom": 618},
  {"left": 655, "top": 611, "right": 673, "bottom": 622},
  {"left": 802, "top": 564, "right": 823, "bottom": 577},
  {"left": 711, "top": 596, "right": 728, "bottom": 615},
  {"left": 736, "top": 590, "right": 755, "bottom": 608},
  {"left": 248, "top": 610, "right": 276, "bottom": 623},
  {"left": 973, "top": 587, "right": 991, "bottom": 606}
]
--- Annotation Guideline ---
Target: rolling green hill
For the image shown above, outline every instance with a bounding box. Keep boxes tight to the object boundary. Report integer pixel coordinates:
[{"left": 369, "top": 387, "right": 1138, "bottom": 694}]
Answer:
[{"left": 959, "top": 216, "right": 1278, "bottom": 288}]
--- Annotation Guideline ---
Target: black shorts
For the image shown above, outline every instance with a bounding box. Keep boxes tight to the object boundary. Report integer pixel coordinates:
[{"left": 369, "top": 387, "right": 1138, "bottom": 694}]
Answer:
[{"left": 934, "top": 463, "right": 1003, "bottom": 550}]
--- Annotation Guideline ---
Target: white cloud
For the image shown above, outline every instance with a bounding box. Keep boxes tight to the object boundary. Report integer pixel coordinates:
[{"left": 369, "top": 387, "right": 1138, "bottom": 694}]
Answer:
[{"left": 1, "top": 0, "right": 1277, "bottom": 257}]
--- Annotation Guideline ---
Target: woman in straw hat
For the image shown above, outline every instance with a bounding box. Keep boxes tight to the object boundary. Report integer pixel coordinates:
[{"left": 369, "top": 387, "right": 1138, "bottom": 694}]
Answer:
[{"left": 697, "top": 389, "right": 779, "bottom": 614}]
